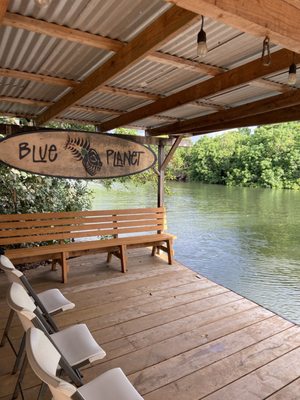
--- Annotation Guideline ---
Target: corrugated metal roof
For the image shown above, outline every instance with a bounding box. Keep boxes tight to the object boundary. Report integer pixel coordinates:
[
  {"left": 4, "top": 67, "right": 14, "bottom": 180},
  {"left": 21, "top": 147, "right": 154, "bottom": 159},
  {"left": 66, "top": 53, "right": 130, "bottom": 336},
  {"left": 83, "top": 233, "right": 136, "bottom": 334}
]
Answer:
[
  {"left": 0, "top": 1, "right": 295, "bottom": 131},
  {"left": 207, "top": 84, "right": 278, "bottom": 107},
  {"left": 80, "top": 91, "right": 150, "bottom": 111},
  {"left": 8, "top": 0, "right": 170, "bottom": 42}
]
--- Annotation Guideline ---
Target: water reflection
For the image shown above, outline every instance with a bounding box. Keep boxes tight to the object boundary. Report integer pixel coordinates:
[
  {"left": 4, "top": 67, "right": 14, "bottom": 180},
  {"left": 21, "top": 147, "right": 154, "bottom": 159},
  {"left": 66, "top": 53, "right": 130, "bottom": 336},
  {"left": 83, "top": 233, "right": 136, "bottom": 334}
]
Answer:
[{"left": 91, "top": 182, "right": 300, "bottom": 324}]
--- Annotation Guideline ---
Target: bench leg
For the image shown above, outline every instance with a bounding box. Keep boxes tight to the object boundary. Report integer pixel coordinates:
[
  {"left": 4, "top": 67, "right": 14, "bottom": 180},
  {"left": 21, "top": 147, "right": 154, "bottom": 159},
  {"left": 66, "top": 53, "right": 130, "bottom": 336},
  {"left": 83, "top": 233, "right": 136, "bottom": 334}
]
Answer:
[
  {"left": 51, "top": 259, "right": 58, "bottom": 271},
  {"left": 119, "top": 245, "right": 127, "bottom": 273},
  {"left": 60, "top": 252, "right": 68, "bottom": 283},
  {"left": 107, "top": 252, "right": 113, "bottom": 263},
  {"left": 166, "top": 239, "right": 174, "bottom": 265},
  {"left": 151, "top": 246, "right": 156, "bottom": 256}
]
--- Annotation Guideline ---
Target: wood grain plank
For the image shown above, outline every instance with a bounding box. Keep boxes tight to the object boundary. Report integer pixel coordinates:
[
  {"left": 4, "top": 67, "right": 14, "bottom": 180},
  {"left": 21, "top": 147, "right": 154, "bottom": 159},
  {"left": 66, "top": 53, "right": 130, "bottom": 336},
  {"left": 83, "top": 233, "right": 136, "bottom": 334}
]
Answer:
[
  {"left": 144, "top": 325, "right": 299, "bottom": 400},
  {"left": 129, "top": 316, "right": 293, "bottom": 395}
]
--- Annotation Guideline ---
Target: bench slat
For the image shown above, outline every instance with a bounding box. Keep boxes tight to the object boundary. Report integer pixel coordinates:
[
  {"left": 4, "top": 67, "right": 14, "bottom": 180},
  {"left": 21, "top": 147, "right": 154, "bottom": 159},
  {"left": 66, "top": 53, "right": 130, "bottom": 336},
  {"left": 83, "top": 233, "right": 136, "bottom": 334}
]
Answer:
[
  {"left": 0, "top": 218, "right": 165, "bottom": 238},
  {"left": 0, "top": 212, "right": 164, "bottom": 229},
  {"left": 0, "top": 224, "right": 165, "bottom": 245},
  {"left": 0, "top": 207, "right": 164, "bottom": 221}
]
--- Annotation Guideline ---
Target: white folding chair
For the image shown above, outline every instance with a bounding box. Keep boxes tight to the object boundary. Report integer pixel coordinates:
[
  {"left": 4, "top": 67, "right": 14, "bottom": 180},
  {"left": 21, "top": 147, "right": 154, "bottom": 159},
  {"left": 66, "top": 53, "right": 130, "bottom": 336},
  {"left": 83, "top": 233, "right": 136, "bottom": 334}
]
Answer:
[
  {"left": 26, "top": 326, "right": 144, "bottom": 400},
  {"left": 7, "top": 282, "right": 106, "bottom": 399},
  {"left": 0, "top": 253, "right": 75, "bottom": 359}
]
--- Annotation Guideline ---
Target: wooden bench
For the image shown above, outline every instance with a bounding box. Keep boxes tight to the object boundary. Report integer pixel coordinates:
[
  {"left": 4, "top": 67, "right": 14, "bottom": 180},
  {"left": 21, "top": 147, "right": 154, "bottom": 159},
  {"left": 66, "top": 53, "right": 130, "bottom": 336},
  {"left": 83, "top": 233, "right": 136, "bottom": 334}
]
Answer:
[{"left": 0, "top": 207, "right": 175, "bottom": 283}]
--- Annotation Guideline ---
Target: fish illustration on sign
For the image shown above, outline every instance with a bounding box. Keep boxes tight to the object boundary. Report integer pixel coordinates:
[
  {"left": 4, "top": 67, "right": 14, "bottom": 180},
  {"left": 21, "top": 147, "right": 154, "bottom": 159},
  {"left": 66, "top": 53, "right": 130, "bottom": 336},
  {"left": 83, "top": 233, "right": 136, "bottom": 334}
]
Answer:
[{"left": 64, "top": 136, "right": 102, "bottom": 176}]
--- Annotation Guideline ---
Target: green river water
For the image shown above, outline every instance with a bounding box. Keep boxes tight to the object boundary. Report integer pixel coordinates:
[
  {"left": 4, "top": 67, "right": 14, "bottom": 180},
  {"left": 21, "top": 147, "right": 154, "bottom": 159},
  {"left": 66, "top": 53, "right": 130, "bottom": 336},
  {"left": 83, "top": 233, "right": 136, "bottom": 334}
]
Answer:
[{"left": 91, "top": 181, "right": 300, "bottom": 324}]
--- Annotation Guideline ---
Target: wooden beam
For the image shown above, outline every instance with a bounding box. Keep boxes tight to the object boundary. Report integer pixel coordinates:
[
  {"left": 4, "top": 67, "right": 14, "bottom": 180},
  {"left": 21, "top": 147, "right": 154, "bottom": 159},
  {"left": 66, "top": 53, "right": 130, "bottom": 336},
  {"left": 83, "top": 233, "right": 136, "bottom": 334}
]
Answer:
[
  {"left": 0, "top": 96, "right": 50, "bottom": 107},
  {"left": 100, "top": 49, "right": 300, "bottom": 131},
  {"left": 0, "top": 96, "right": 123, "bottom": 117},
  {"left": 251, "top": 78, "right": 293, "bottom": 94},
  {"left": 168, "top": 0, "right": 300, "bottom": 53},
  {"left": 147, "top": 52, "right": 222, "bottom": 75},
  {"left": 188, "top": 106, "right": 300, "bottom": 135},
  {"left": 149, "top": 89, "right": 300, "bottom": 135},
  {"left": 0, "top": 68, "right": 159, "bottom": 101},
  {"left": 99, "top": 85, "right": 160, "bottom": 100},
  {"left": 2, "top": 12, "right": 123, "bottom": 52},
  {"left": 35, "top": 6, "right": 198, "bottom": 125},
  {"left": 160, "top": 136, "right": 183, "bottom": 171},
  {"left": 72, "top": 105, "right": 123, "bottom": 116},
  {"left": 0, "top": 1, "right": 8, "bottom": 24},
  {"left": 0, "top": 68, "right": 78, "bottom": 87}
]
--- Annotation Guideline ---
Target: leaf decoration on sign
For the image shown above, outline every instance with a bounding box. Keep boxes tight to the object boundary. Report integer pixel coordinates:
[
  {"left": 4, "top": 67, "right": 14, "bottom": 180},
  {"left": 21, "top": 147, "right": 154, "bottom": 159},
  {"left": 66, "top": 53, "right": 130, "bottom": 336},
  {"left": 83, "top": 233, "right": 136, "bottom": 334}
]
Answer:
[{"left": 64, "top": 135, "right": 102, "bottom": 176}]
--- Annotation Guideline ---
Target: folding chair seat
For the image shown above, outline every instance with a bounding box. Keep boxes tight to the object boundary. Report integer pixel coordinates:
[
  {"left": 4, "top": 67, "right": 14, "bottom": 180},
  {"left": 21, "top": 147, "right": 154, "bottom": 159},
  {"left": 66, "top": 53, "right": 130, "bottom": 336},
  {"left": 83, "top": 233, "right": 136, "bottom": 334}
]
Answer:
[
  {"left": 0, "top": 254, "right": 75, "bottom": 351},
  {"left": 26, "top": 326, "right": 143, "bottom": 400},
  {"left": 7, "top": 282, "right": 106, "bottom": 399}
]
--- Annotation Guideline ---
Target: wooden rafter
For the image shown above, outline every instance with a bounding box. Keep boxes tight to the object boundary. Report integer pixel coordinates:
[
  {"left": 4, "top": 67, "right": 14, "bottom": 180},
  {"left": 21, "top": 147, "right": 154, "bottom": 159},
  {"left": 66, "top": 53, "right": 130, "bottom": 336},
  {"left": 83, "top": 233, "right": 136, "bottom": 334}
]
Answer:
[
  {"left": 2, "top": 12, "right": 123, "bottom": 52},
  {"left": 149, "top": 89, "right": 300, "bottom": 135},
  {"left": 99, "top": 49, "right": 300, "bottom": 131},
  {"left": 0, "top": 68, "right": 160, "bottom": 101},
  {"left": 187, "top": 106, "right": 300, "bottom": 135},
  {"left": 35, "top": 6, "right": 198, "bottom": 125},
  {"left": 168, "top": 0, "right": 300, "bottom": 53},
  {"left": 0, "top": 96, "right": 124, "bottom": 117},
  {"left": 0, "top": 1, "right": 8, "bottom": 24},
  {"left": 147, "top": 52, "right": 222, "bottom": 75}
]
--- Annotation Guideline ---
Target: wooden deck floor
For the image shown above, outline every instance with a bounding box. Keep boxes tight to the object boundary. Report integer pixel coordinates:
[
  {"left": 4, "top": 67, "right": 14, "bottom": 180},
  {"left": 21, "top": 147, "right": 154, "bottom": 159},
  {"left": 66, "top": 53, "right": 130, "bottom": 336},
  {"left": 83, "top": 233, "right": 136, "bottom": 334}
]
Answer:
[{"left": 0, "top": 249, "right": 300, "bottom": 399}]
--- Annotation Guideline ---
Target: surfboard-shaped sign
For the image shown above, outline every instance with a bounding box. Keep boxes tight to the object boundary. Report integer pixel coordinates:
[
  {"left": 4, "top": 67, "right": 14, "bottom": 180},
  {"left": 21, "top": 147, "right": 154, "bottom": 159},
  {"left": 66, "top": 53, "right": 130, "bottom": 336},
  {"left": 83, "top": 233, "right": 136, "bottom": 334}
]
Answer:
[{"left": 0, "top": 131, "right": 156, "bottom": 179}]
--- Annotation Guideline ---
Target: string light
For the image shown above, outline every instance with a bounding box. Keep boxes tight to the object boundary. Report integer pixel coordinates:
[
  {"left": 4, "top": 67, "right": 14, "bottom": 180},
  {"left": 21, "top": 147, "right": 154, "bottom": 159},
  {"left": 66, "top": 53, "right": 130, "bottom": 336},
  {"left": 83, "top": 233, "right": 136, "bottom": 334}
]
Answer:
[
  {"left": 261, "top": 36, "right": 271, "bottom": 66},
  {"left": 197, "top": 16, "right": 208, "bottom": 58}
]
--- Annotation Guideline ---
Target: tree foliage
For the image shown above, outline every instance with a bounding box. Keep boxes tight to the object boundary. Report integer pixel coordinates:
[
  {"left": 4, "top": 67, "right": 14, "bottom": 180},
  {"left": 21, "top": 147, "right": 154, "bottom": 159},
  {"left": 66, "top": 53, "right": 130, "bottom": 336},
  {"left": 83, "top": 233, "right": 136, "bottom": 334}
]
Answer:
[
  {"left": 0, "top": 165, "right": 93, "bottom": 214},
  {"left": 176, "top": 123, "right": 300, "bottom": 190}
]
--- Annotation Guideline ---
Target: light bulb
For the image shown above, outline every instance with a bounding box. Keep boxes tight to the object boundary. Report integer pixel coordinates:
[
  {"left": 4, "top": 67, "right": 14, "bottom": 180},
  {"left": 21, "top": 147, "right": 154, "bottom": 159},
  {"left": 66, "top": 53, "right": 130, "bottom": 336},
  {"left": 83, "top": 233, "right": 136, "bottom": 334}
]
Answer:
[
  {"left": 288, "top": 63, "right": 297, "bottom": 85},
  {"left": 197, "top": 29, "right": 208, "bottom": 58},
  {"left": 35, "top": 0, "right": 51, "bottom": 8}
]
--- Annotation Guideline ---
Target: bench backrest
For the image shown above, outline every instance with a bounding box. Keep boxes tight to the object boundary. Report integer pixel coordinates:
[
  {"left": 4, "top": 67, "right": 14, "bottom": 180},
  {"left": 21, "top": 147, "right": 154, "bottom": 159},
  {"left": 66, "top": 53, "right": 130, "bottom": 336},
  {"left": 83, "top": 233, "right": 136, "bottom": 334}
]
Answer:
[{"left": 0, "top": 207, "right": 166, "bottom": 247}]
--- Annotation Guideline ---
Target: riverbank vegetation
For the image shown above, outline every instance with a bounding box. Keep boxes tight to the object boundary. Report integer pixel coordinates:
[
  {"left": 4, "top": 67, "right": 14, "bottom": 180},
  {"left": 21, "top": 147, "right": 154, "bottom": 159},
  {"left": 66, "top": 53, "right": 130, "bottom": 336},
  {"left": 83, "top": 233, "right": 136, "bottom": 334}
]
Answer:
[{"left": 169, "top": 123, "right": 300, "bottom": 190}]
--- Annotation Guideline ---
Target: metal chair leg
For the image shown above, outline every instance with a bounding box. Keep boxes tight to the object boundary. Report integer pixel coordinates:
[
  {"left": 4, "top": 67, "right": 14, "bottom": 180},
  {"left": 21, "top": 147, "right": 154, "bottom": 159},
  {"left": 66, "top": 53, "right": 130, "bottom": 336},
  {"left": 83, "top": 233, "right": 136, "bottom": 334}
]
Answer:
[
  {"left": 0, "top": 309, "right": 15, "bottom": 347},
  {"left": 12, "top": 355, "right": 27, "bottom": 400},
  {"left": 12, "top": 333, "right": 26, "bottom": 375}
]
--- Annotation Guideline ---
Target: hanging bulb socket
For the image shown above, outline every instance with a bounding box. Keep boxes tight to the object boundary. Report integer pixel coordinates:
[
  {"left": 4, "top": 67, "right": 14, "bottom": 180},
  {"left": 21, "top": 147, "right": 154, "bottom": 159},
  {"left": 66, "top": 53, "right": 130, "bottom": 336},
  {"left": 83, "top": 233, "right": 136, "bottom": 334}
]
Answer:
[
  {"left": 288, "top": 63, "right": 297, "bottom": 85},
  {"left": 197, "top": 16, "right": 208, "bottom": 58}
]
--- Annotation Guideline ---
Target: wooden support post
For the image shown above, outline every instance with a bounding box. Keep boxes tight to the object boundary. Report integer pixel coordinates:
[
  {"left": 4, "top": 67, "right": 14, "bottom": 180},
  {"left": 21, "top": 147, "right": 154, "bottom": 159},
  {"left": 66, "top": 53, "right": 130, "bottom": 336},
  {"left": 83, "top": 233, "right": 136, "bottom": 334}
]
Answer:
[{"left": 157, "top": 141, "right": 165, "bottom": 208}]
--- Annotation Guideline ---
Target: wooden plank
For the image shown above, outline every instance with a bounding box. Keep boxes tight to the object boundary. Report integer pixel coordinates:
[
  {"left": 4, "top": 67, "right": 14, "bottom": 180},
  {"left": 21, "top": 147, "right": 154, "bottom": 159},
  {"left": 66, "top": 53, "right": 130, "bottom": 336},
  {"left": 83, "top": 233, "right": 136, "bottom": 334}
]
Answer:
[
  {"left": 0, "top": 68, "right": 78, "bottom": 87},
  {"left": 125, "top": 317, "right": 294, "bottom": 394},
  {"left": 90, "top": 306, "right": 274, "bottom": 380},
  {"left": 144, "top": 324, "right": 299, "bottom": 400},
  {"left": 35, "top": 6, "right": 198, "bottom": 125},
  {"left": 0, "top": 1, "right": 8, "bottom": 24},
  {"left": 203, "top": 335, "right": 300, "bottom": 400},
  {"left": 2, "top": 12, "right": 123, "bottom": 52},
  {"left": 99, "top": 49, "right": 300, "bottom": 132},
  {"left": 94, "top": 302, "right": 266, "bottom": 363},
  {"left": 266, "top": 378, "right": 300, "bottom": 400},
  {"left": 187, "top": 105, "right": 300, "bottom": 136},
  {"left": 0, "top": 207, "right": 164, "bottom": 221},
  {"left": 0, "top": 219, "right": 164, "bottom": 238},
  {"left": 0, "top": 212, "right": 164, "bottom": 229},
  {"left": 169, "top": 0, "right": 300, "bottom": 53},
  {"left": 149, "top": 89, "right": 300, "bottom": 135},
  {"left": 147, "top": 52, "right": 223, "bottom": 75}
]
